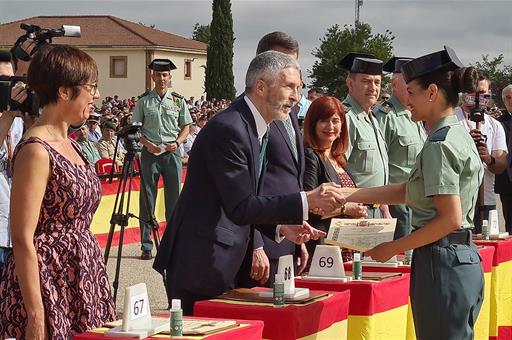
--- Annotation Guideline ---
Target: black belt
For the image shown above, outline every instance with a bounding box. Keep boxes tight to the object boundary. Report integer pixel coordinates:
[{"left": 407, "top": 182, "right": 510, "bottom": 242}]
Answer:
[{"left": 433, "top": 229, "right": 472, "bottom": 247}]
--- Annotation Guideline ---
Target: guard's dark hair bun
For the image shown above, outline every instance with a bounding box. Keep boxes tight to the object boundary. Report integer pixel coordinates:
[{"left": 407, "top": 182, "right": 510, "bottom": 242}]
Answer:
[{"left": 453, "top": 66, "right": 478, "bottom": 93}]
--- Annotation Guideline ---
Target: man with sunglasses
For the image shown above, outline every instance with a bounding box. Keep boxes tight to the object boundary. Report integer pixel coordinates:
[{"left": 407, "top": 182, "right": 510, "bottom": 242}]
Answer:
[{"left": 455, "top": 71, "right": 508, "bottom": 232}]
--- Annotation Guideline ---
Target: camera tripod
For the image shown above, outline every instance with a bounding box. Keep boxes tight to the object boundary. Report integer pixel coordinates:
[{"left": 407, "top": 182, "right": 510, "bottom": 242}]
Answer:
[{"left": 103, "top": 135, "right": 166, "bottom": 303}]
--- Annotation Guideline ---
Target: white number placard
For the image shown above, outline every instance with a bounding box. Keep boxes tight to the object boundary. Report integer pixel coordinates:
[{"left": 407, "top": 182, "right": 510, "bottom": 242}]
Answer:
[
  {"left": 489, "top": 210, "right": 500, "bottom": 235},
  {"left": 309, "top": 245, "right": 345, "bottom": 278},
  {"left": 130, "top": 292, "right": 149, "bottom": 320},
  {"left": 122, "top": 283, "right": 152, "bottom": 332},
  {"left": 277, "top": 255, "right": 295, "bottom": 294}
]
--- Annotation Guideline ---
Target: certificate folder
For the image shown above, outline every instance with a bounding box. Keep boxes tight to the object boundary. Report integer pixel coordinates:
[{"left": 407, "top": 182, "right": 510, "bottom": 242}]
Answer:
[{"left": 217, "top": 288, "right": 329, "bottom": 304}]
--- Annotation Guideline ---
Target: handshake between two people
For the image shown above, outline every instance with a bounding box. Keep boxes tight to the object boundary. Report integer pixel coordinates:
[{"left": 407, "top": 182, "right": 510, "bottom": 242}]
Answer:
[{"left": 279, "top": 183, "right": 361, "bottom": 245}]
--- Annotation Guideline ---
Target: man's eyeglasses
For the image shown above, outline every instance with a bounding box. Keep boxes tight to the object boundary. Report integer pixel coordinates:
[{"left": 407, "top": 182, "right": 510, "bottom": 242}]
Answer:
[{"left": 80, "top": 83, "right": 99, "bottom": 95}]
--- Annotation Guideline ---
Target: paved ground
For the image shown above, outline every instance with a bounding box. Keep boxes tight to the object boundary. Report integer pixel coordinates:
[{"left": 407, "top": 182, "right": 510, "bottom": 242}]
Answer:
[
  {"left": 104, "top": 243, "right": 169, "bottom": 315},
  {"left": 105, "top": 196, "right": 506, "bottom": 315}
]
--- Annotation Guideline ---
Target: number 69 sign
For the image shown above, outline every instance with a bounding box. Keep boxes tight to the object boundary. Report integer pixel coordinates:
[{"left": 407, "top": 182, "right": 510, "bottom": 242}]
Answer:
[{"left": 309, "top": 245, "right": 345, "bottom": 278}]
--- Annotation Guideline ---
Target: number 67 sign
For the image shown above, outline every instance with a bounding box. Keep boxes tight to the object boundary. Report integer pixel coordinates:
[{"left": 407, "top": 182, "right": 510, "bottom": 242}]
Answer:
[{"left": 123, "top": 283, "right": 151, "bottom": 332}]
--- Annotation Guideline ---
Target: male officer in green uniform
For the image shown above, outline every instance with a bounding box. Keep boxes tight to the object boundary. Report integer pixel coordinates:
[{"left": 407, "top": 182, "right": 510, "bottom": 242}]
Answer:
[
  {"left": 373, "top": 57, "right": 426, "bottom": 239},
  {"left": 338, "top": 53, "right": 390, "bottom": 218},
  {"left": 132, "top": 58, "right": 192, "bottom": 260}
]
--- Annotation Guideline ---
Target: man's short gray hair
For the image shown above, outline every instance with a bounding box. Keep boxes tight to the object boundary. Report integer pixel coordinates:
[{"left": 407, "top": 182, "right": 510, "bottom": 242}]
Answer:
[
  {"left": 502, "top": 84, "right": 512, "bottom": 99},
  {"left": 245, "top": 50, "right": 300, "bottom": 92}
]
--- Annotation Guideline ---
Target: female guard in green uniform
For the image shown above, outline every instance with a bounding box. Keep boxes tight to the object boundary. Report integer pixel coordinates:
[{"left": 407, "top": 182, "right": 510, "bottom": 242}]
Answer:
[{"left": 342, "top": 47, "right": 484, "bottom": 339}]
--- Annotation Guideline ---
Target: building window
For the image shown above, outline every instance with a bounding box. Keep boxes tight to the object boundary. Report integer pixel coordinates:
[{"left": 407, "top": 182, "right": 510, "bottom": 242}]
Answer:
[
  {"left": 110, "top": 56, "right": 127, "bottom": 78},
  {"left": 184, "top": 60, "right": 192, "bottom": 80}
]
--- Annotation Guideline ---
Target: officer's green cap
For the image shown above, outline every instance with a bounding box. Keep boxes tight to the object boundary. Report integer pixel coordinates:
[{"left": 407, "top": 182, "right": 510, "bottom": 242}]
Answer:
[
  {"left": 337, "top": 52, "right": 383, "bottom": 75},
  {"left": 383, "top": 57, "right": 413, "bottom": 73},
  {"left": 148, "top": 58, "right": 177, "bottom": 71},
  {"left": 401, "top": 46, "right": 463, "bottom": 83},
  {"left": 101, "top": 120, "right": 117, "bottom": 130}
]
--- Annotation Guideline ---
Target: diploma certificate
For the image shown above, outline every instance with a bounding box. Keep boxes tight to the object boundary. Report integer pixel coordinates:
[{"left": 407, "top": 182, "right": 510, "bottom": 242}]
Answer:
[{"left": 325, "top": 218, "right": 397, "bottom": 252}]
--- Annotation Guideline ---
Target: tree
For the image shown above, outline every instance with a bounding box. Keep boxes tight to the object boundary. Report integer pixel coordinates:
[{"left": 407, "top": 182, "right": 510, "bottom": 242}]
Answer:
[
  {"left": 473, "top": 54, "right": 512, "bottom": 108},
  {"left": 192, "top": 23, "right": 211, "bottom": 44},
  {"left": 309, "top": 22, "right": 395, "bottom": 99},
  {"left": 204, "top": 0, "right": 236, "bottom": 100}
]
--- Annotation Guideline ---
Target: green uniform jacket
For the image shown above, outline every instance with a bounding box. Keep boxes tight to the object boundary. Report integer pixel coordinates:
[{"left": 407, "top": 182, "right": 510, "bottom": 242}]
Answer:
[
  {"left": 405, "top": 115, "right": 483, "bottom": 229},
  {"left": 132, "top": 89, "right": 192, "bottom": 144},
  {"left": 343, "top": 95, "right": 389, "bottom": 188},
  {"left": 374, "top": 96, "right": 426, "bottom": 184}
]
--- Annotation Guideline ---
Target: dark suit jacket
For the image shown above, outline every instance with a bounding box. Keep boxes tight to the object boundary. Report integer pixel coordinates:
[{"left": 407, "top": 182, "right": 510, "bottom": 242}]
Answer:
[
  {"left": 496, "top": 112, "right": 512, "bottom": 193},
  {"left": 153, "top": 97, "right": 303, "bottom": 298},
  {"left": 303, "top": 147, "right": 356, "bottom": 253},
  {"left": 237, "top": 105, "right": 305, "bottom": 287}
]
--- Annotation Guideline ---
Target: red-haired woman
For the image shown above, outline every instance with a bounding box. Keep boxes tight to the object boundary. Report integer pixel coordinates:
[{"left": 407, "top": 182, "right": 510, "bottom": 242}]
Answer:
[{"left": 303, "top": 96, "right": 367, "bottom": 260}]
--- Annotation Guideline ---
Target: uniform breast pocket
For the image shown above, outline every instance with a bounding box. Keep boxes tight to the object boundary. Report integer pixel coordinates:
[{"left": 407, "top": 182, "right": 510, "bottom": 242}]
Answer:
[
  {"left": 398, "top": 135, "right": 421, "bottom": 166},
  {"left": 356, "top": 140, "right": 377, "bottom": 174},
  {"left": 163, "top": 108, "right": 179, "bottom": 126}
]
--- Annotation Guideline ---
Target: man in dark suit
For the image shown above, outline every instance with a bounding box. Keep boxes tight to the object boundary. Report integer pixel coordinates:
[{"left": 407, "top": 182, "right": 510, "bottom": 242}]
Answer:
[
  {"left": 237, "top": 32, "right": 309, "bottom": 288},
  {"left": 496, "top": 84, "right": 512, "bottom": 233},
  {"left": 153, "top": 51, "right": 345, "bottom": 315}
]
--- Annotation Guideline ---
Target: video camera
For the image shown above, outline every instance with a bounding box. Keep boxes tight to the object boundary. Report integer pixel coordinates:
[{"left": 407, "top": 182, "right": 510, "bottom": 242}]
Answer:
[
  {"left": 0, "top": 23, "right": 81, "bottom": 116},
  {"left": 117, "top": 122, "right": 143, "bottom": 153},
  {"left": 11, "top": 24, "right": 81, "bottom": 61},
  {"left": 466, "top": 91, "right": 492, "bottom": 123}
]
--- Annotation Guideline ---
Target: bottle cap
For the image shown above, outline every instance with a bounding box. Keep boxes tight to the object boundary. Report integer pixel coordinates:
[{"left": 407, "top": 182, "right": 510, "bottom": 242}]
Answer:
[
  {"left": 171, "top": 299, "right": 181, "bottom": 310},
  {"left": 482, "top": 220, "right": 489, "bottom": 226},
  {"left": 275, "top": 273, "right": 284, "bottom": 284},
  {"left": 353, "top": 253, "right": 361, "bottom": 261}
]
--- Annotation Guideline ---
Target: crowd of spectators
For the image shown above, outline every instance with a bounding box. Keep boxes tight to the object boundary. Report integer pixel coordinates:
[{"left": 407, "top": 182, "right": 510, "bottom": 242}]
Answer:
[{"left": 70, "top": 94, "right": 232, "bottom": 170}]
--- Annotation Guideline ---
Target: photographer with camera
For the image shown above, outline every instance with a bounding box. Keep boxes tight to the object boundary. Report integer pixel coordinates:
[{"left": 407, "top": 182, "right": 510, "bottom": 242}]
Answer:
[
  {"left": 0, "top": 44, "right": 116, "bottom": 339},
  {"left": 455, "top": 72, "right": 508, "bottom": 232},
  {"left": 0, "top": 51, "right": 27, "bottom": 283}
]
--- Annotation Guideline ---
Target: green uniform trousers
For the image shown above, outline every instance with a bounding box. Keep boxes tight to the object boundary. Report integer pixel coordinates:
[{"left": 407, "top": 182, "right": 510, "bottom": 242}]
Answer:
[
  {"left": 389, "top": 204, "right": 412, "bottom": 240},
  {"left": 410, "top": 239, "right": 484, "bottom": 340},
  {"left": 139, "top": 148, "right": 182, "bottom": 252}
]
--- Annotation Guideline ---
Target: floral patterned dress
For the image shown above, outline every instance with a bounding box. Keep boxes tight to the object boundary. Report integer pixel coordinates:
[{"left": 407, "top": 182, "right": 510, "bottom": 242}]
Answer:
[{"left": 0, "top": 136, "right": 116, "bottom": 339}]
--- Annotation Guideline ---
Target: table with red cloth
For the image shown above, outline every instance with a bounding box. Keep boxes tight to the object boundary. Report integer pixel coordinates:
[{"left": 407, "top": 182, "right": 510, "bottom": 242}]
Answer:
[
  {"left": 343, "top": 247, "right": 494, "bottom": 340},
  {"left": 474, "top": 239, "right": 512, "bottom": 340},
  {"left": 72, "top": 316, "right": 263, "bottom": 340},
  {"left": 295, "top": 274, "right": 409, "bottom": 340},
  {"left": 194, "top": 290, "right": 350, "bottom": 340}
]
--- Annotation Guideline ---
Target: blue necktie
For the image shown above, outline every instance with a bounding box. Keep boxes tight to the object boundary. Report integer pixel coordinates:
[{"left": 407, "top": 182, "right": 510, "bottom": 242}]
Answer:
[{"left": 258, "top": 129, "right": 269, "bottom": 178}]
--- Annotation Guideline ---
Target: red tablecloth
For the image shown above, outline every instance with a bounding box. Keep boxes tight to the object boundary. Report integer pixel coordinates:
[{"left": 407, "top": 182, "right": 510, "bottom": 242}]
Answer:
[
  {"left": 72, "top": 316, "right": 263, "bottom": 340},
  {"left": 295, "top": 274, "right": 409, "bottom": 339},
  {"left": 342, "top": 247, "right": 495, "bottom": 340},
  {"left": 474, "top": 239, "right": 512, "bottom": 340},
  {"left": 194, "top": 290, "right": 350, "bottom": 340}
]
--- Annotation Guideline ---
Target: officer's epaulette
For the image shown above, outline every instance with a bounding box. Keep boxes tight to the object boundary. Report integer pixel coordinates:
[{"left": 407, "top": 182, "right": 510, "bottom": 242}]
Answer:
[
  {"left": 138, "top": 90, "right": 149, "bottom": 99},
  {"left": 428, "top": 126, "right": 450, "bottom": 142},
  {"left": 171, "top": 91, "right": 184, "bottom": 99},
  {"left": 342, "top": 102, "right": 351, "bottom": 112},
  {"left": 374, "top": 100, "right": 393, "bottom": 114}
]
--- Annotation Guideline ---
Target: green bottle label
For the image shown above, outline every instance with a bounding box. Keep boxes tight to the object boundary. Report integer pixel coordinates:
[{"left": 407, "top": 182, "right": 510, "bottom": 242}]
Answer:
[
  {"left": 170, "top": 309, "right": 183, "bottom": 336},
  {"left": 273, "top": 282, "right": 285, "bottom": 306},
  {"left": 353, "top": 261, "right": 362, "bottom": 280}
]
